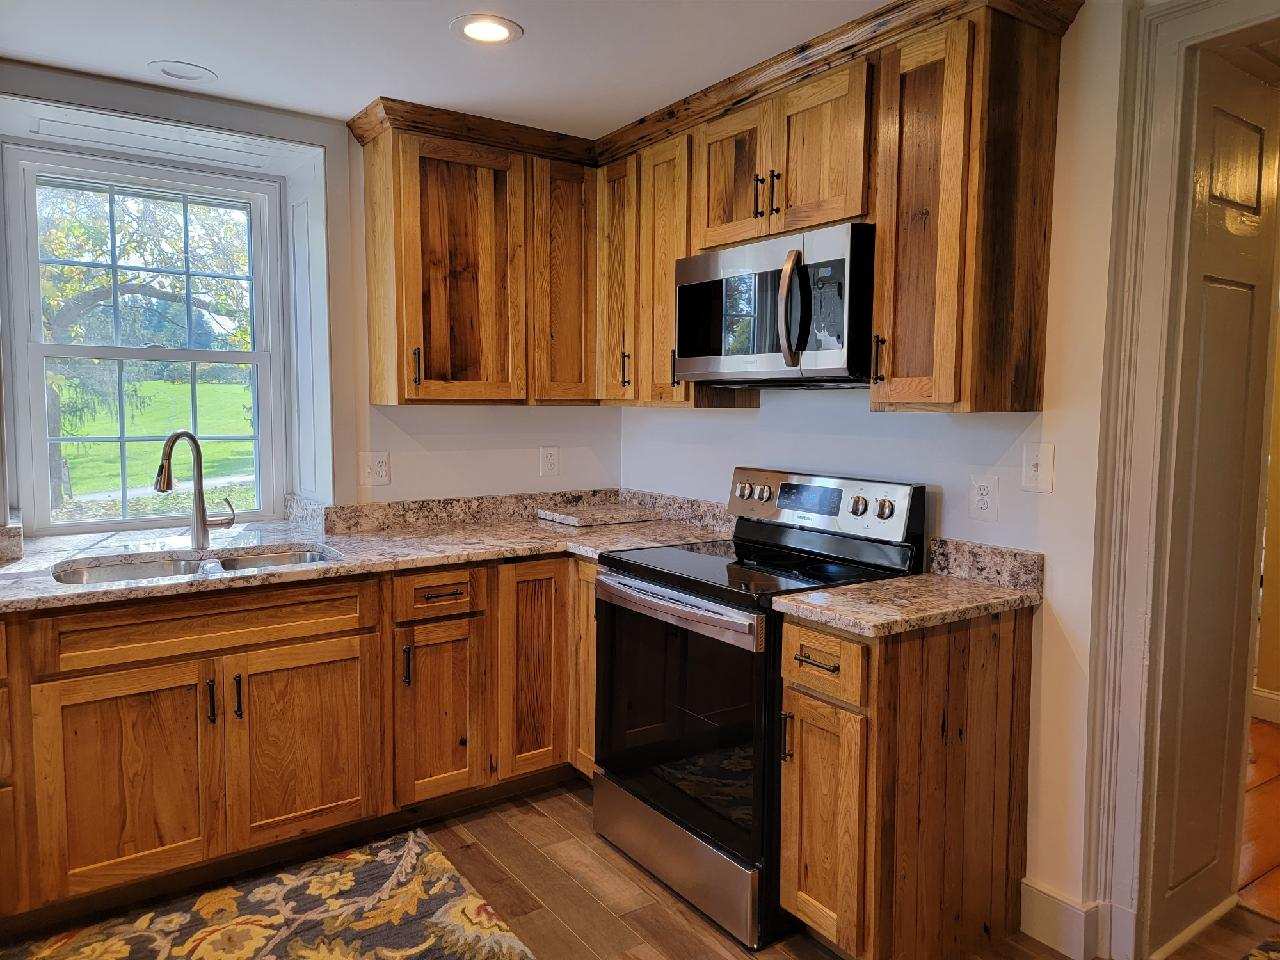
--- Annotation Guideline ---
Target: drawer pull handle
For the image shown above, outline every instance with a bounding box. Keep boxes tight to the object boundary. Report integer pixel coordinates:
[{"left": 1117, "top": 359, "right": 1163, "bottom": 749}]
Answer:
[
  {"left": 233, "top": 673, "right": 244, "bottom": 719},
  {"left": 780, "top": 711, "right": 795, "bottom": 762},
  {"left": 794, "top": 652, "right": 840, "bottom": 674},
  {"left": 419, "top": 588, "right": 465, "bottom": 602},
  {"left": 402, "top": 644, "right": 413, "bottom": 686},
  {"left": 206, "top": 679, "right": 217, "bottom": 724}
]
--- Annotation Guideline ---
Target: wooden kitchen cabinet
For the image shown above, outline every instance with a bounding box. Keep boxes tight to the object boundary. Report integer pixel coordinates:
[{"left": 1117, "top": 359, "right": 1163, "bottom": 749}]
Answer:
[
  {"left": 596, "top": 156, "right": 639, "bottom": 401},
  {"left": 364, "top": 129, "right": 527, "bottom": 403},
  {"left": 570, "top": 559, "right": 598, "bottom": 775},
  {"left": 0, "top": 785, "right": 17, "bottom": 915},
  {"left": 496, "top": 558, "right": 572, "bottom": 778},
  {"left": 29, "top": 660, "right": 226, "bottom": 899},
  {"left": 691, "top": 101, "right": 775, "bottom": 250},
  {"left": 528, "top": 158, "right": 597, "bottom": 401},
  {"left": 780, "top": 685, "right": 867, "bottom": 956}
]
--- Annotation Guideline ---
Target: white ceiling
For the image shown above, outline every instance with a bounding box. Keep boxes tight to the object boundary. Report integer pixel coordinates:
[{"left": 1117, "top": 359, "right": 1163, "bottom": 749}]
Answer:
[{"left": 0, "top": 0, "right": 876, "bottom": 138}]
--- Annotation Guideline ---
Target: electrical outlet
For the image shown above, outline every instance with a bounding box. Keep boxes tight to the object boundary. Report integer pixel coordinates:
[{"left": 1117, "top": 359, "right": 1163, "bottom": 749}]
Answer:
[
  {"left": 539, "top": 446, "right": 561, "bottom": 478},
  {"left": 969, "top": 473, "right": 999, "bottom": 522},
  {"left": 360, "top": 452, "right": 391, "bottom": 487},
  {"left": 1021, "top": 442, "right": 1055, "bottom": 494}
]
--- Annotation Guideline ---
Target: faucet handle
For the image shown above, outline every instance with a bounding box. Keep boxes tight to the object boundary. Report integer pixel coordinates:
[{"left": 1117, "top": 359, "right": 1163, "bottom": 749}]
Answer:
[{"left": 209, "top": 497, "right": 236, "bottom": 529}]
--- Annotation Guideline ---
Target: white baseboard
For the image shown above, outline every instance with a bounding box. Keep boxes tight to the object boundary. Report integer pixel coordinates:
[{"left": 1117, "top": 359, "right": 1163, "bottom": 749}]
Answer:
[
  {"left": 1021, "top": 879, "right": 1108, "bottom": 960},
  {"left": 1147, "top": 894, "right": 1237, "bottom": 960},
  {"left": 1252, "top": 687, "right": 1280, "bottom": 723}
]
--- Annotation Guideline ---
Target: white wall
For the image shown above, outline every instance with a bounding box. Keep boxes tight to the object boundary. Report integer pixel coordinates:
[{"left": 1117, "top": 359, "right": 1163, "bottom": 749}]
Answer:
[{"left": 621, "top": 1, "right": 1126, "bottom": 918}]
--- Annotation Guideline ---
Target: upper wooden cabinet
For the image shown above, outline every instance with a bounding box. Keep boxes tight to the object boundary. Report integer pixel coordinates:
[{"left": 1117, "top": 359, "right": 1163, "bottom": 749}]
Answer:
[
  {"left": 364, "top": 130, "right": 527, "bottom": 403},
  {"left": 596, "top": 156, "right": 640, "bottom": 402},
  {"left": 528, "top": 158, "right": 597, "bottom": 402},
  {"left": 691, "top": 102, "right": 775, "bottom": 250}
]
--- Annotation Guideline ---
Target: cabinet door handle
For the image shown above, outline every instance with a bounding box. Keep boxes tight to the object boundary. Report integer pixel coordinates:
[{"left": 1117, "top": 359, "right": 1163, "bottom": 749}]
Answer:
[
  {"left": 752, "top": 174, "right": 765, "bottom": 218},
  {"left": 794, "top": 652, "right": 840, "bottom": 674},
  {"left": 780, "top": 711, "right": 795, "bottom": 762},
  {"left": 621, "top": 351, "right": 631, "bottom": 388},
  {"left": 670, "top": 349, "right": 679, "bottom": 388},
  {"left": 402, "top": 644, "right": 413, "bottom": 686},
  {"left": 769, "top": 170, "right": 781, "bottom": 215},
  {"left": 412, "top": 347, "right": 422, "bottom": 387},
  {"left": 233, "top": 673, "right": 244, "bottom": 719},
  {"left": 872, "top": 334, "right": 887, "bottom": 384},
  {"left": 418, "top": 587, "right": 465, "bottom": 603},
  {"left": 206, "top": 679, "right": 217, "bottom": 724}
]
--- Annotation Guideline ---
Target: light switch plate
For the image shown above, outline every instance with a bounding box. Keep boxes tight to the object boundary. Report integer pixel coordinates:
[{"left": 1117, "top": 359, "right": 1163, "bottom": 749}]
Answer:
[
  {"left": 360, "top": 452, "right": 390, "bottom": 486},
  {"left": 539, "top": 446, "right": 561, "bottom": 478},
  {"left": 969, "top": 473, "right": 999, "bottom": 522},
  {"left": 1021, "top": 442, "right": 1055, "bottom": 494}
]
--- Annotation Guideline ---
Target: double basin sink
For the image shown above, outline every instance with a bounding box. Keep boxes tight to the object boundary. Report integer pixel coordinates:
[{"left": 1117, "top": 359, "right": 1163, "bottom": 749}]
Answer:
[{"left": 51, "top": 547, "right": 338, "bottom": 585}]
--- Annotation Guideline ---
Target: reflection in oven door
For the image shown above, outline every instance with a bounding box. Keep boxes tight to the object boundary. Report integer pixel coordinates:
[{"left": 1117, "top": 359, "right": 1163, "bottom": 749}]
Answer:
[{"left": 595, "top": 596, "right": 766, "bottom": 866}]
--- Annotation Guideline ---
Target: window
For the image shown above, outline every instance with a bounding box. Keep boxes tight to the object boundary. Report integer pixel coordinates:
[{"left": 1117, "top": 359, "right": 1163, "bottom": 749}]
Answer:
[{"left": 3, "top": 147, "right": 284, "bottom": 532}]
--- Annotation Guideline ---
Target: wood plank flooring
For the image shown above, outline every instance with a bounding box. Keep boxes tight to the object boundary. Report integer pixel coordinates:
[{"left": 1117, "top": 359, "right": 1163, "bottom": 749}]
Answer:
[{"left": 1242, "top": 719, "right": 1280, "bottom": 921}]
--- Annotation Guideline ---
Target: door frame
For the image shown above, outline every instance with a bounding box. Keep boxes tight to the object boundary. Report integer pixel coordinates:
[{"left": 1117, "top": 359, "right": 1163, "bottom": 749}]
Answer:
[{"left": 1091, "top": 2, "right": 1280, "bottom": 958}]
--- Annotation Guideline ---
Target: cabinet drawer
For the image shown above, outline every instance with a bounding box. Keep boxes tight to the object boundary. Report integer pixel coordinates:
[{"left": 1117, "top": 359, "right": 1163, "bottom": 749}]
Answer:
[
  {"left": 393, "top": 567, "right": 485, "bottom": 623},
  {"left": 782, "top": 623, "right": 866, "bottom": 707},
  {"left": 32, "top": 579, "right": 379, "bottom": 676}
]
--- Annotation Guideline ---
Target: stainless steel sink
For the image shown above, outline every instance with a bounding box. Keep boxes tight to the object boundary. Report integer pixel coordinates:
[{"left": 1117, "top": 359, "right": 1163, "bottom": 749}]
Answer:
[
  {"left": 52, "top": 558, "right": 207, "bottom": 585},
  {"left": 217, "top": 550, "right": 333, "bottom": 571}
]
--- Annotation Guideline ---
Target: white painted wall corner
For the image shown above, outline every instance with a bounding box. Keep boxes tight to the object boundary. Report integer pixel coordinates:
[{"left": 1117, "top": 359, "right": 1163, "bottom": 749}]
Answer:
[{"left": 1021, "top": 878, "right": 1109, "bottom": 960}]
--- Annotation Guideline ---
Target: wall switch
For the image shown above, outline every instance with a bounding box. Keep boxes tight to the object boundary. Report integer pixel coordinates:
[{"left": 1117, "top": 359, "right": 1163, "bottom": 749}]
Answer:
[
  {"left": 360, "top": 452, "right": 391, "bottom": 486},
  {"left": 539, "top": 446, "right": 561, "bottom": 478},
  {"left": 969, "top": 473, "right": 999, "bottom": 522},
  {"left": 1021, "top": 442, "right": 1055, "bottom": 494}
]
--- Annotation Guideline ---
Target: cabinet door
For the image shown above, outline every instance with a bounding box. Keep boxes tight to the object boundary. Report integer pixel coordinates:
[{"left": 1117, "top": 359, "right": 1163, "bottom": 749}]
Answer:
[
  {"left": 779, "top": 686, "right": 866, "bottom": 956},
  {"left": 638, "top": 134, "right": 693, "bottom": 406},
  {"left": 596, "top": 156, "right": 638, "bottom": 401},
  {"left": 528, "top": 158, "right": 597, "bottom": 401},
  {"left": 398, "top": 133, "right": 527, "bottom": 401},
  {"left": 570, "top": 559, "right": 597, "bottom": 775},
  {"left": 223, "top": 635, "right": 369, "bottom": 850},
  {"left": 30, "top": 660, "right": 225, "bottom": 898},
  {"left": 394, "top": 616, "right": 489, "bottom": 804},
  {"left": 0, "top": 785, "right": 17, "bottom": 915},
  {"left": 770, "top": 61, "right": 869, "bottom": 234},
  {"left": 496, "top": 559, "right": 571, "bottom": 778},
  {"left": 871, "top": 22, "right": 972, "bottom": 406},
  {"left": 691, "top": 102, "right": 773, "bottom": 250}
]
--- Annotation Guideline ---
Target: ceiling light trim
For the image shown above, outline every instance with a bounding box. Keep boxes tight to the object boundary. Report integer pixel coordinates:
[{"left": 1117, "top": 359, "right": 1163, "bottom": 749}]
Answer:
[{"left": 449, "top": 13, "right": 524, "bottom": 45}]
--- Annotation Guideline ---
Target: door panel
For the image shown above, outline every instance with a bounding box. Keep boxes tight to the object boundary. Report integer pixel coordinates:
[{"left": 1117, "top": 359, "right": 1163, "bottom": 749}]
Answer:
[
  {"left": 571, "top": 560, "right": 598, "bottom": 775},
  {"left": 1147, "top": 50, "right": 1280, "bottom": 951},
  {"left": 224, "top": 636, "right": 368, "bottom": 849},
  {"left": 395, "top": 616, "right": 489, "bottom": 803},
  {"left": 691, "top": 102, "right": 773, "bottom": 250},
  {"left": 597, "top": 156, "right": 638, "bottom": 401},
  {"left": 30, "top": 660, "right": 224, "bottom": 898}
]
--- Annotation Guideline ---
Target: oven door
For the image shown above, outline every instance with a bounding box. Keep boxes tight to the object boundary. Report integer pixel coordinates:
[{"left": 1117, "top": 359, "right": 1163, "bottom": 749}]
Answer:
[{"left": 594, "top": 572, "right": 769, "bottom": 866}]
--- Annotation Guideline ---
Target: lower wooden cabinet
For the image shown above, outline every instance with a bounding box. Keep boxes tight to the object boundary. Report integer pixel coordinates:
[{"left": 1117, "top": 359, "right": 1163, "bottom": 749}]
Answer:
[
  {"left": 496, "top": 558, "right": 572, "bottom": 778},
  {"left": 0, "top": 785, "right": 19, "bottom": 915},
  {"left": 779, "top": 685, "right": 866, "bottom": 956},
  {"left": 570, "top": 559, "right": 597, "bottom": 775}
]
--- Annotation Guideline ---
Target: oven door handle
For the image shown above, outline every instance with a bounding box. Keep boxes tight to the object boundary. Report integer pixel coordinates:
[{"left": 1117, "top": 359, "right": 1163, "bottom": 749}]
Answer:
[{"left": 596, "top": 573, "right": 765, "bottom": 653}]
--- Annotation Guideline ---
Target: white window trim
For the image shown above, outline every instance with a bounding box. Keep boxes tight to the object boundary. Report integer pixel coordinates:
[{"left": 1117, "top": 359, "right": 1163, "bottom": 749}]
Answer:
[{"left": 1, "top": 143, "right": 287, "bottom": 535}]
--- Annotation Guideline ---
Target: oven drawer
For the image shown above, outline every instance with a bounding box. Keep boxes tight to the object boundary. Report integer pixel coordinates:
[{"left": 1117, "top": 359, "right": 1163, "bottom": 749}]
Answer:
[{"left": 782, "top": 623, "right": 866, "bottom": 708}]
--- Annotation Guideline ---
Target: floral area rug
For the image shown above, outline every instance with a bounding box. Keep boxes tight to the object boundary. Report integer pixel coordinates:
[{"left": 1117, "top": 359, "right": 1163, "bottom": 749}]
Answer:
[
  {"left": 1, "top": 829, "right": 534, "bottom": 960},
  {"left": 1250, "top": 942, "right": 1280, "bottom": 958}
]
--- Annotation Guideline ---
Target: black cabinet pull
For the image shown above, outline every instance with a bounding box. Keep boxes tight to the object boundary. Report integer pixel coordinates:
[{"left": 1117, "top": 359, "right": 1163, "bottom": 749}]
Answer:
[
  {"left": 206, "top": 679, "right": 217, "bottom": 724},
  {"left": 233, "top": 673, "right": 244, "bottom": 719},
  {"left": 780, "top": 712, "right": 795, "bottom": 762},
  {"left": 872, "top": 334, "right": 887, "bottom": 384},
  {"left": 402, "top": 644, "right": 413, "bottom": 686},
  {"left": 794, "top": 652, "right": 840, "bottom": 674},
  {"left": 769, "top": 170, "right": 781, "bottom": 214},
  {"left": 412, "top": 347, "right": 422, "bottom": 387},
  {"left": 670, "top": 348, "right": 679, "bottom": 388},
  {"left": 621, "top": 351, "right": 631, "bottom": 388},
  {"left": 752, "top": 174, "right": 765, "bottom": 218}
]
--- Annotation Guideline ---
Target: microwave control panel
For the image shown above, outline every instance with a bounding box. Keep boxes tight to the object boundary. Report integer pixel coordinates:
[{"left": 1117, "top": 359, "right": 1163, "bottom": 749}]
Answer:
[{"left": 727, "top": 466, "right": 919, "bottom": 544}]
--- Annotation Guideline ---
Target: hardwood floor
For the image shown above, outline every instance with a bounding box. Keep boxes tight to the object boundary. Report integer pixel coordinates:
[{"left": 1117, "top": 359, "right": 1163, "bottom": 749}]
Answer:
[{"left": 1242, "top": 719, "right": 1280, "bottom": 922}]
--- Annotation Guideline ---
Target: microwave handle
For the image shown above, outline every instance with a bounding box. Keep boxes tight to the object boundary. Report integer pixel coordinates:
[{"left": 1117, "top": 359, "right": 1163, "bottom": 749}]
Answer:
[
  {"left": 777, "top": 249, "right": 802, "bottom": 368},
  {"left": 596, "top": 573, "right": 765, "bottom": 653}
]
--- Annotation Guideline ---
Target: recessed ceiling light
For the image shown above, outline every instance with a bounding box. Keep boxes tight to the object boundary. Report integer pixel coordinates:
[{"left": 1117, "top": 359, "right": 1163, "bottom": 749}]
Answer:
[
  {"left": 449, "top": 13, "right": 524, "bottom": 45},
  {"left": 147, "top": 59, "right": 218, "bottom": 83}
]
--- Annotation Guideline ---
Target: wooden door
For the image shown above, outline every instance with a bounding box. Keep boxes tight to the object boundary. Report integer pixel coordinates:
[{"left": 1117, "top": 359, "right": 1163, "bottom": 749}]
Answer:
[
  {"left": 779, "top": 685, "right": 866, "bottom": 956},
  {"left": 528, "top": 158, "right": 597, "bottom": 401},
  {"left": 770, "top": 61, "right": 869, "bottom": 234},
  {"left": 691, "top": 102, "right": 774, "bottom": 250},
  {"left": 223, "top": 635, "right": 370, "bottom": 850},
  {"left": 30, "top": 660, "right": 225, "bottom": 898},
  {"left": 638, "top": 134, "right": 693, "bottom": 406},
  {"left": 398, "top": 132, "right": 526, "bottom": 401},
  {"left": 596, "top": 156, "right": 638, "bottom": 401},
  {"left": 497, "top": 559, "right": 571, "bottom": 778},
  {"left": 395, "top": 616, "right": 489, "bottom": 804},
  {"left": 570, "top": 559, "right": 598, "bottom": 775},
  {"left": 871, "top": 22, "right": 972, "bottom": 406}
]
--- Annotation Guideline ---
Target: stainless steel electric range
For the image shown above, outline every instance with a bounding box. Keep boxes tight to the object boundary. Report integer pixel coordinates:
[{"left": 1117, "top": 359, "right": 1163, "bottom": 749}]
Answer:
[{"left": 592, "top": 467, "right": 925, "bottom": 949}]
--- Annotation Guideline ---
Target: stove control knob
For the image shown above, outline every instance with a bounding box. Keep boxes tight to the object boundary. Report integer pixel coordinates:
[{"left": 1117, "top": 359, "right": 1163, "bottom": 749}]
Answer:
[
  {"left": 739, "top": 482, "right": 755, "bottom": 499},
  {"left": 875, "top": 498, "right": 895, "bottom": 520},
  {"left": 850, "top": 495, "right": 869, "bottom": 517},
  {"left": 755, "top": 484, "right": 772, "bottom": 502}
]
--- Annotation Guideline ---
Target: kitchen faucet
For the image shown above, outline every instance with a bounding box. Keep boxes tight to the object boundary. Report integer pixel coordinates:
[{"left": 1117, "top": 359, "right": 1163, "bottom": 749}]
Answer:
[{"left": 154, "top": 431, "right": 236, "bottom": 549}]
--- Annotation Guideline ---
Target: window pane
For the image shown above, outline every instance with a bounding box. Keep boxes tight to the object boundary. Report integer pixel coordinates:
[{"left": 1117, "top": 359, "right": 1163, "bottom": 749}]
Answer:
[
  {"left": 199, "top": 440, "right": 258, "bottom": 512},
  {"left": 124, "top": 440, "right": 191, "bottom": 518},
  {"left": 196, "top": 364, "right": 255, "bottom": 436},
  {"left": 188, "top": 201, "right": 249, "bottom": 276},
  {"left": 190, "top": 277, "right": 252, "bottom": 350},
  {"left": 37, "top": 183, "right": 111, "bottom": 264},
  {"left": 123, "top": 360, "right": 191, "bottom": 437},
  {"left": 118, "top": 270, "right": 188, "bottom": 348},
  {"left": 114, "top": 192, "right": 184, "bottom": 270},
  {"left": 44, "top": 358, "right": 120, "bottom": 438},
  {"left": 49, "top": 441, "right": 122, "bottom": 523},
  {"left": 39, "top": 264, "right": 114, "bottom": 345}
]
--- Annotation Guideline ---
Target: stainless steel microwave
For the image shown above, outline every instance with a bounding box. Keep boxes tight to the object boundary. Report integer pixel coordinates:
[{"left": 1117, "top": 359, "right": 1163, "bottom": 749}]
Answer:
[{"left": 674, "top": 222, "right": 874, "bottom": 386}]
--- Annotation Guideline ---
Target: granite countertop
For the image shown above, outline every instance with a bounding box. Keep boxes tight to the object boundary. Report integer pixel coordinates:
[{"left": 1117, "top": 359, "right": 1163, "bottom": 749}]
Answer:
[{"left": 0, "top": 517, "right": 727, "bottom": 614}]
